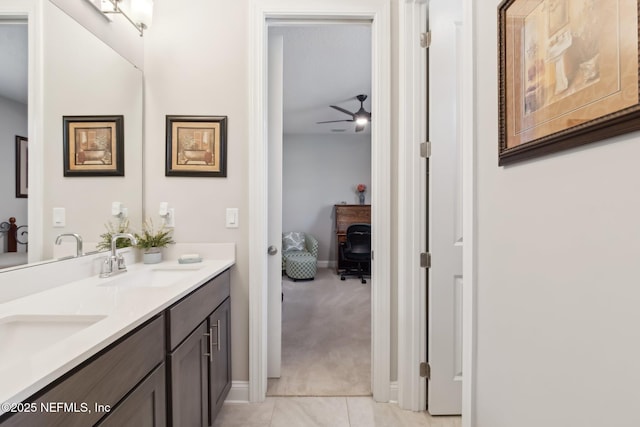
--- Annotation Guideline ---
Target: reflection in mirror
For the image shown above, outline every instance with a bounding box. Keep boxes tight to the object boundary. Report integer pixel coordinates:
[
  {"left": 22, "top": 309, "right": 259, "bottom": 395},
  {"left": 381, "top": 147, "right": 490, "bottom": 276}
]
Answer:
[
  {"left": 0, "top": 21, "right": 28, "bottom": 269},
  {"left": 0, "top": 3, "right": 143, "bottom": 271}
]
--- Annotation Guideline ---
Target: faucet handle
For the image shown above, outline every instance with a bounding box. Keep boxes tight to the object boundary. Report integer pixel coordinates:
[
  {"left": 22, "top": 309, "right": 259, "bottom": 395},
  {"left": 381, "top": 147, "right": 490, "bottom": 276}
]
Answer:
[
  {"left": 116, "top": 254, "right": 127, "bottom": 271},
  {"left": 99, "top": 256, "right": 111, "bottom": 278}
]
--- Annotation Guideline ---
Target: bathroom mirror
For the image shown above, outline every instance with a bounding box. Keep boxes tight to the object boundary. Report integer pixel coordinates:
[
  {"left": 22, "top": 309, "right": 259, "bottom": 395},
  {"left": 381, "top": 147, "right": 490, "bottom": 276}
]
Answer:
[{"left": 0, "top": 2, "right": 143, "bottom": 271}]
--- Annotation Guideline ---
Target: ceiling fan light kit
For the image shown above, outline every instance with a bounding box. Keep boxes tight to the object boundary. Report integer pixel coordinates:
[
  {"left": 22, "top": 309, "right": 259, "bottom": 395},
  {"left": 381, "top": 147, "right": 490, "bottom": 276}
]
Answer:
[{"left": 317, "top": 94, "right": 371, "bottom": 132}]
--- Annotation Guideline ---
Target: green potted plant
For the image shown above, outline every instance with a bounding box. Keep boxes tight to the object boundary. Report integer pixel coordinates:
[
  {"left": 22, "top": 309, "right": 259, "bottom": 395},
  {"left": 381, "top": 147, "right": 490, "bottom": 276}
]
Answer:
[
  {"left": 135, "top": 218, "right": 175, "bottom": 264},
  {"left": 97, "top": 218, "right": 132, "bottom": 252}
]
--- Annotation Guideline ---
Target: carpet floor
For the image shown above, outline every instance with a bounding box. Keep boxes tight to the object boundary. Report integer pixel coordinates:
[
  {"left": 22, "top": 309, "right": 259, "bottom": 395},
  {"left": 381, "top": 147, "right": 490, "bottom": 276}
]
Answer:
[{"left": 267, "top": 267, "right": 372, "bottom": 396}]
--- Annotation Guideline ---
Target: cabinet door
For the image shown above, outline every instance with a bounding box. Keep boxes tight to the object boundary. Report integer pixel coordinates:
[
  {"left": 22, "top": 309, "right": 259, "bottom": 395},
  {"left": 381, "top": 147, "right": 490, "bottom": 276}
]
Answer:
[
  {"left": 0, "top": 315, "right": 164, "bottom": 427},
  {"left": 169, "top": 321, "right": 209, "bottom": 427},
  {"left": 208, "top": 298, "right": 231, "bottom": 423},
  {"left": 96, "top": 363, "right": 166, "bottom": 427}
]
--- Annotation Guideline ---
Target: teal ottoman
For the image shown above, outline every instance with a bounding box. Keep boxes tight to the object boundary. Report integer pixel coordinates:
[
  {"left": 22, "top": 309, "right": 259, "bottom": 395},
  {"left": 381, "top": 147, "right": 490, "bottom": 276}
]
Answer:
[{"left": 284, "top": 251, "right": 317, "bottom": 281}]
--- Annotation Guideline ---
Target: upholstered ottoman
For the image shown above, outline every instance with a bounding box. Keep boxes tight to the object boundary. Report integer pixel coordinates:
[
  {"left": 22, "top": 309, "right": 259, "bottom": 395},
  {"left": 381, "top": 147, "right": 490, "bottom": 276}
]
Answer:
[{"left": 284, "top": 251, "right": 317, "bottom": 281}]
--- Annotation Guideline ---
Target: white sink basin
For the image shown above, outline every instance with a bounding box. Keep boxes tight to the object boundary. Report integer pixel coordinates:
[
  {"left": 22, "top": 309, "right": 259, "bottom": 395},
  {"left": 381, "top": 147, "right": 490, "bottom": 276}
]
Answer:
[
  {"left": 0, "top": 314, "right": 107, "bottom": 366},
  {"left": 99, "top": 264, "right": 206, "bottom": 288}
]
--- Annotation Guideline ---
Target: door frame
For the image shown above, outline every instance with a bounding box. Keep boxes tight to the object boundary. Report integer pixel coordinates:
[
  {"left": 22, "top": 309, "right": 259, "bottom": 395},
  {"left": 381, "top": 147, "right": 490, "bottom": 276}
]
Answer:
[
  {"left": 396, "top": 0, "right": 476, "bottom": 421},
  {"left": 248, "top": 0, "right": 391, "bottom": 403},
  {"left": 0, "top": 0, "right": 44, "bottom": 264},
  {"left": 397, "top": 0, "right": 429, "bottom": 411}
]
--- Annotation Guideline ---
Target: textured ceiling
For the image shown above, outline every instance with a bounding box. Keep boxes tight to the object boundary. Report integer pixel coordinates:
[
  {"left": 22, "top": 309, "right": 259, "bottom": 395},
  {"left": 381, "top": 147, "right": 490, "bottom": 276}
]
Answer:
[
  {"left": 0, "top": 23, "right": 28, "bottom": 105},
  {"left": 270, "top": 24, "right": 372, "bottom": 135}
]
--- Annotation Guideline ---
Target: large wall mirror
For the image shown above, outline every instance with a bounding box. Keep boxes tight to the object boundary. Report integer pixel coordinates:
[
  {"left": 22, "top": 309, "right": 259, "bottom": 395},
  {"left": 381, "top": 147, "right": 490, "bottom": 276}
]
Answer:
[{"left": 0, "top": 1, "right": 143, "bottom": 271}]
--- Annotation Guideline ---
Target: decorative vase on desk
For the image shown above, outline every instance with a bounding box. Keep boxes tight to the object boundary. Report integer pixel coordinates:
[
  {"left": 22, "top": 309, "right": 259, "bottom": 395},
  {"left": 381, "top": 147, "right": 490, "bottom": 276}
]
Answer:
[{"left": 356, "top": 183, "right": 367, "bottom": 205}]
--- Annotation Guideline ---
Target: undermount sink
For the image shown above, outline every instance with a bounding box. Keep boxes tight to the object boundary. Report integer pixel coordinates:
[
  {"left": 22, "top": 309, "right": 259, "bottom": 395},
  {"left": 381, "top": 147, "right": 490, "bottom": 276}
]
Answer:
[
  {"left": 99, "top": 264, "right": 206, "bottom": 288},
  {"left": 0, "top": 314, "right": 107, "bottom": 366}
]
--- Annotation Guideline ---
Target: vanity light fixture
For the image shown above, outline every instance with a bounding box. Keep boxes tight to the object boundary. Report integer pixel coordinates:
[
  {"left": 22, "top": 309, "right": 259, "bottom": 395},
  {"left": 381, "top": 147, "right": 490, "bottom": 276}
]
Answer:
[{"left": 98, "top": 0, "right": 153, "bottom": 36}]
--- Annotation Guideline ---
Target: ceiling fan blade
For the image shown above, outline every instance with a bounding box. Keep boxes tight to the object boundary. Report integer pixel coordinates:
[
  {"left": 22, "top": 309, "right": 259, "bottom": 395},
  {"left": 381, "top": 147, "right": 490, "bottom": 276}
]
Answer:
[
  {"left": 317, "top": 119, "right": 354, "bottom": 124},
  {"left": 330, "top": 105, "right": 356, "bottom": 118}
]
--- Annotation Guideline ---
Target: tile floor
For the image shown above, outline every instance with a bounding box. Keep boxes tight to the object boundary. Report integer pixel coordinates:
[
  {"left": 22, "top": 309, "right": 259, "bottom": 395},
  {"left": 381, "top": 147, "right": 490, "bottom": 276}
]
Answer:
[{"left": 213, "top": 396, "right": 462, "bottom": 427}]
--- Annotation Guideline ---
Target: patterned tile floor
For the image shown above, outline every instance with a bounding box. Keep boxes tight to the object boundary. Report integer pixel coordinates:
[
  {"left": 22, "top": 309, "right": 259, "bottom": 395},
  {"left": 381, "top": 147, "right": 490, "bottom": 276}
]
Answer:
[{"left": 214, "top": 397, "right": 461, "bottom": 427}]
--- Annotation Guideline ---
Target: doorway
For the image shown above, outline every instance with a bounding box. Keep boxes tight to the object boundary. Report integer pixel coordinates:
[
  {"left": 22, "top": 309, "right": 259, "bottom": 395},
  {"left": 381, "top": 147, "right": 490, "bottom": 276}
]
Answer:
[
  {"left": 248, "top": 0, "right": 391, "bottom": 403},
  {"left": 266, "top": 24, "right": 373, "bottom": 396}
]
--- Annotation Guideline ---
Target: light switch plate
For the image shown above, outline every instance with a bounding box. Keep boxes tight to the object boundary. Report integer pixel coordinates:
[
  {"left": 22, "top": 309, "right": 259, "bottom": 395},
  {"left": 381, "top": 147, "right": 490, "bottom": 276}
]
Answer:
[
  {"left": 226, "top": 208, "right": 239, "bottom": 228},
  {"left": 53, "top": 207, "right": 65, "bottom": 227}
]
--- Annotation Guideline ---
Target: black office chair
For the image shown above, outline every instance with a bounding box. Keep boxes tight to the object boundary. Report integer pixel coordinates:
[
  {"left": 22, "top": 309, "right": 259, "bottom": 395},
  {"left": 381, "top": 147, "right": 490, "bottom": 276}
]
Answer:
[{"left": 340, "top": 223, "right": 371, "bottom": 284}]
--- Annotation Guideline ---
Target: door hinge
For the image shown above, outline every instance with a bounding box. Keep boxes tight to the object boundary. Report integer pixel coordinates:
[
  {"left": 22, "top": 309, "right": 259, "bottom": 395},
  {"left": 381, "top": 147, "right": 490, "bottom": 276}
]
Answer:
[
  {"left": 420, "top": 31, "right": 431, "bottom": 48},
  {"left": 371, "top": 250, "right": 374, "bottom": 261},
  {"left": 420, "top": 141, "right": 431, "bottom": 158},
  {"left": 420, "top": 252, "right": 431, "bottom": 268},
  {"left": 420, "top": 362, "right": 431, "bottom": 379}
]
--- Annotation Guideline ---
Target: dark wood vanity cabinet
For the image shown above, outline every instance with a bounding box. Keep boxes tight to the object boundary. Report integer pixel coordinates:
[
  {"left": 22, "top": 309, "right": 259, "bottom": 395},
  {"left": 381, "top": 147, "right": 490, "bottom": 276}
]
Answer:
[
  {"left": 95, "top": 364, "right": 166, "bottom": 427},
  {"left": 0, "top": 268, "right": 232, "bottom": 427},
  {"left": 0, "top": 315, "right": 165, "bottom": 427},
  {"left": 166, "top": 269, "right": 231, "bottom": 427},
  {"left": 168, "top": 321, "right": 209, "bottom": 426},
  {"left": 209, "top": 298, "right": 231, "bottom": 421}
]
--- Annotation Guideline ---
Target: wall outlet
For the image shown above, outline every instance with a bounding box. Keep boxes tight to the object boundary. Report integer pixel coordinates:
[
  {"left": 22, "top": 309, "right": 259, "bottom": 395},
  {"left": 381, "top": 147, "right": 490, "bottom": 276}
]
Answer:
[{"left": 111, "top": 201, "right": 123, "bottom": 217}]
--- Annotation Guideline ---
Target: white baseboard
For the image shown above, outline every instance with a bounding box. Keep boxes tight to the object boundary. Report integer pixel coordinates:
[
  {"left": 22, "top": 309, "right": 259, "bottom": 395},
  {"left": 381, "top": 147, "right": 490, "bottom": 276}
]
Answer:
[
  {"left": 225, "top": 381, "right": 250, "bottom": 403},
  {"left": 389, "top": 381, "right": 398, "bottom": 403},
  {"left": 317, "top": 260, "right": 336, "bottom": 269}
]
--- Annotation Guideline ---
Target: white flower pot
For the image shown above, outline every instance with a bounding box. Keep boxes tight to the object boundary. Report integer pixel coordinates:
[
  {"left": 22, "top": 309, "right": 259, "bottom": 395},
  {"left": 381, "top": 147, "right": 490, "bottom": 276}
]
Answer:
[{"left": 143, "top": 249, "right": 162, "bottom": 264}]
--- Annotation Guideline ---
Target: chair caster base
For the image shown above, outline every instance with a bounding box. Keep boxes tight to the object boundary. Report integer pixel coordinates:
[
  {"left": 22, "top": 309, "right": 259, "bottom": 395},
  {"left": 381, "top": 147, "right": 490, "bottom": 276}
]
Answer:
[
  {"left": 340, "top": 276, "right": 346, "bottom": 281},
  {"left": 361, "top": 279, "right": 367, "bottom": 284}
]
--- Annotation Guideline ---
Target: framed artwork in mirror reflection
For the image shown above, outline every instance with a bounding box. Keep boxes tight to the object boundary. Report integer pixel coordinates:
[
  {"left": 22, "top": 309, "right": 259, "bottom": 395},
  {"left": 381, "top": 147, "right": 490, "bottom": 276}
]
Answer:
[
  {"left": 15, "top": 135, "right": 28, "bottom": 198},
  {"left": 165, "top": 115, "right": 228, "bottom": 177},
  {"left": 498, "top": 0, "right": 640, "bottom": 165},
  {"left": 63, "top": 115, "right": 124, "bottom": 176}
]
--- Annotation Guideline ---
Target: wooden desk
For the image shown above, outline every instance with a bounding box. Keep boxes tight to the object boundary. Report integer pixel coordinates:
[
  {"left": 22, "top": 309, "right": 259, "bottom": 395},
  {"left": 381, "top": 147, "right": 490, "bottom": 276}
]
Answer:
[{"left": 334, "top": 204, "right": 371, "bottom": 273}]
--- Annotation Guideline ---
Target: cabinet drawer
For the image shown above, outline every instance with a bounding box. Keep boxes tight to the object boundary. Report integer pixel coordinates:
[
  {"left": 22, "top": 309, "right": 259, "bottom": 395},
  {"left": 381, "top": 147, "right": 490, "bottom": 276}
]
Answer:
[
  {"left": 0, "top": 314, "right": 164, "bottom": 427},
  {"left": 166, "top": 269, "right": 230, "bottom": 351},
  {"left": 95, "top": 363, "right": 166, "bottom": 427}
]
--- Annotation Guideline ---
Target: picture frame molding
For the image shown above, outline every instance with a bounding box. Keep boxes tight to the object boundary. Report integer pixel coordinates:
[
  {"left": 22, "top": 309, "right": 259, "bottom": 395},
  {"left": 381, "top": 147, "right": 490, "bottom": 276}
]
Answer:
[
  {"left": 165, "top": 115, "right": 228, "bottom": 177},
  {"left": 498, "top": 0, "right": 640, "bottom": 165},
  {"left": 15, "top": 135, "right": 28, "bottom": 198},
  {"left": 62, "top": 115, "right": 125, "bottom": 176}
]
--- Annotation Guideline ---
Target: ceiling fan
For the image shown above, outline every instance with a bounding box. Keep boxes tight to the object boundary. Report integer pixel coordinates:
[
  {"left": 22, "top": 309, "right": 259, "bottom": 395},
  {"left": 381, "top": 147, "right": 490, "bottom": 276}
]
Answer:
[{"left": 317, "top": 94, "right": 371, "bottom": 132}]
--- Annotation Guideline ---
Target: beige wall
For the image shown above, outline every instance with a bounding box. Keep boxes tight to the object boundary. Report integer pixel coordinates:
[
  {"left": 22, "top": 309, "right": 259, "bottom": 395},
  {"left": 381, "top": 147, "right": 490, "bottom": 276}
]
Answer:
[
  {"left": 474, "top": 2, "right": 640, "bottom": 425},
  {"left": 283, "top": 133, "right": 372, "bottom": 264},
  {"left": 42, "top": 1, "right": 143, "bottom": 259},
  {"left": 143, "top": 0, "right": 251, "bottom": 381},
  {"left": 144, "top": 0, "right": 401, "bottom": 383}
]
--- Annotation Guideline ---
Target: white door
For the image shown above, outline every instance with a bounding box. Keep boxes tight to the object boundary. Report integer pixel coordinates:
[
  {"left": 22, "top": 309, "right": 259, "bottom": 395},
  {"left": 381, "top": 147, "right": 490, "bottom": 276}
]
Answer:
[
  {"left": 427, "top": 0, "right": 463, "bottom": 415},
  {"left": 267, "top": 32, "right": 284, "bottom": 378}
]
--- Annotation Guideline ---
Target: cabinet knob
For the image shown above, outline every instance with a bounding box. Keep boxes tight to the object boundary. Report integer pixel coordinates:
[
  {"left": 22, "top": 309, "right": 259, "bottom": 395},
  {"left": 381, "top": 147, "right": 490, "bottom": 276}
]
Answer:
[{"left": 268, "top": 245, "right": 278, "bottom": 256}]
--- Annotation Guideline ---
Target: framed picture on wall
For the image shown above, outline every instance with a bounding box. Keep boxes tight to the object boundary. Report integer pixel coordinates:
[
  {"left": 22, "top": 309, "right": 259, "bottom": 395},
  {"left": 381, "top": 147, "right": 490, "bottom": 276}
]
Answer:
[
  {"left": 62, "top": 115, "right": 124, "bottom": 176},
  {"left": 15, "top": 135, "right": 28, "bottom": 198},
  {"left": 165, "top": 115, "right": 228, "bottom": 177},
  {"left": 498, "top": 0, "right": 640, "bottom": 165}
]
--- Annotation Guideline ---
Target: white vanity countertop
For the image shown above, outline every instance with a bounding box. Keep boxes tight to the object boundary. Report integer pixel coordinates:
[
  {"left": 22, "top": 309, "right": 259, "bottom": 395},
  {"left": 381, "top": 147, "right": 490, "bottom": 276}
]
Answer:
[{"left": 0, "top": 256, "right": 235, "bottom": 413}]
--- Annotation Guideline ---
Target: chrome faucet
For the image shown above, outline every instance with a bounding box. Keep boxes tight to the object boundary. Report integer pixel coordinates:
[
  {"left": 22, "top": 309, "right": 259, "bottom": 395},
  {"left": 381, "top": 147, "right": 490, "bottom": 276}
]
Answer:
[
  {"left": 99, "top": 233, "right": 137, "bottom": 278},
  {"left": 55, "top": 233, "right": 83, "bottom": 257}
]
